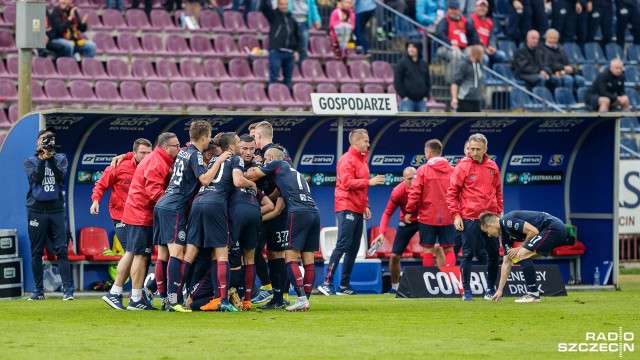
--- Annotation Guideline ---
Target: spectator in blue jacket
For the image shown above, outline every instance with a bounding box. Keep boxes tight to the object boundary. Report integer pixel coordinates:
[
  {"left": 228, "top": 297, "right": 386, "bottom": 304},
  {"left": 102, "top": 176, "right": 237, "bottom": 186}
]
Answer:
[
  {"left": 289, "top": 0, "right": 322, "bottom": 65},
  {"left": 416, "top": 0, "right": 446, "bottom": 31},
  {"left": 355, "top": 0, "right": 377, "bottom": 54}
]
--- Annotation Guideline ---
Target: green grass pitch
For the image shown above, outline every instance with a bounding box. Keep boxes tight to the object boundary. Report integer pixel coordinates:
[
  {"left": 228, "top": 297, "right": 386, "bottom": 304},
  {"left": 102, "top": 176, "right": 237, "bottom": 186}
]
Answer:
[{"left": 2, "top": 275, "right": 638, "bottom": 359}]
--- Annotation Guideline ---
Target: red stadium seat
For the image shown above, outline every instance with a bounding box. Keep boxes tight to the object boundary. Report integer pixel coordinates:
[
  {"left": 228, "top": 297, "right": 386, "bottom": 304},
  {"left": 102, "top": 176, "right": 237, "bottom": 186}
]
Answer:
[
  {"left": 78, "top": 227, "right": 122, "bottom": 261},
  {"left": 551, "top": 240, "right": 586, "bottom": 256},
  {"left": 44, "top": 240, "right": 86, "bottom": 261}
]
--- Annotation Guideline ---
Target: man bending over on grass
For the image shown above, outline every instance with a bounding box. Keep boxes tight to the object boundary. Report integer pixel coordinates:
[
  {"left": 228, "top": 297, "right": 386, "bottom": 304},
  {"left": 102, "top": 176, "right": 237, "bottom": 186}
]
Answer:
[{"left": 479, "top": 211, "right": 576, "bottom": 302}]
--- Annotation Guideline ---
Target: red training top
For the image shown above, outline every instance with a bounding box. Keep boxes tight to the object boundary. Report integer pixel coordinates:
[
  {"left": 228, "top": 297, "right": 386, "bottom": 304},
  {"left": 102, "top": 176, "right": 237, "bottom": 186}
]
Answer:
[
  {"left": 378, "top": 182, "right": 418, "bottom": 236},
  {"left": 335, "top": 146, "right": 370, "bottom": 214},
  {"left": 446, "top": 155, "right": 503, "bottom": 220},
  {"left": 406, "top": 156, "right": 455, "bottom": 225},
  {"left": 91, "top": 152, "right": 136, "bottom": 221}
]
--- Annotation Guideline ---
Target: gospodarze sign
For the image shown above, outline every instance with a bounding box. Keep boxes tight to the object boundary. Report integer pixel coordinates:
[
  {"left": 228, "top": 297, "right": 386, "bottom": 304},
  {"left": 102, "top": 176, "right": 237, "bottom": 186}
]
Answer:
[{"left": 311, "top": 93, "right": 398, "bottom": 116}]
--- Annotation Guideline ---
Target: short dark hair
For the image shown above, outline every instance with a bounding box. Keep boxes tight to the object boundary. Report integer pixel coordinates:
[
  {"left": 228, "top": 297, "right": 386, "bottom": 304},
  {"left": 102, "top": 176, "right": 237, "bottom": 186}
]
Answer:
[
  {"left": 425, "top": 139, "right": 443, "bottom": 156},
  {"left": 218, "top": 132, "right": 238, "bottom": 151},
  {"left": 156, "top": 132, "right": 177, "bottom": 148},
  {"left": 133, "top": 138, "right": 152, "bottom": 152},
  {"left": 478, "top": 212, "right": 499, "bottom": 227},
  {"left": 239, "top": 134, "right": 255, "bottom": 143},
  {"left": 189, "top": 120, "right": 212, "bottom": 142}
]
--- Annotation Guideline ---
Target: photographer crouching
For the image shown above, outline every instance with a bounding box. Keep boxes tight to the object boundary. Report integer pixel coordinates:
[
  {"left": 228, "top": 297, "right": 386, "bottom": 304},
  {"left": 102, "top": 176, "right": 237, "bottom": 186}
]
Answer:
[{"left": 24, "top": 128, "right": 74, "bottom": 301}]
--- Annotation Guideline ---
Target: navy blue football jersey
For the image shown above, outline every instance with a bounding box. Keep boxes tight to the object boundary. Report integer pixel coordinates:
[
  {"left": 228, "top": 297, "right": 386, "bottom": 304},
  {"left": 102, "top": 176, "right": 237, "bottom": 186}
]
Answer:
[
  {"left": 229, "top": 161, "right": 263, "bottom": 207},
  {"left": 257, "top": 143, "right": 291, "bottom": 197},
  {"left": 155, "top": 144, "right": 206, "bottom": 212},
  {"left": 259, "top": 160, "right": 318, "bottom": 212},
  {"left": 500, "top": 210, "right": 562, "bottom": 244},
  {"left": 193, "top": 154, "right": 244, "bottom": 205}
]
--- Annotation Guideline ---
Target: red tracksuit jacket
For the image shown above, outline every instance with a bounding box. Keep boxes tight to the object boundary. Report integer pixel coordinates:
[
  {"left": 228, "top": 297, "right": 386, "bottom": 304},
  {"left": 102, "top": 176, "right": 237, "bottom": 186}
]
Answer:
[
  {"left": 122, "top": 147, "right": 174, "bottom": 226},
  {"left": 378, "top": 182, "right": 419, "bottom": 235},
  {"left": 406, "top": 156, "right": 455, "bottom": 226},
  {"left": 91, "top": 152, "right": 136, "bottom": 221},
  {"left": 334, "top": 146, "right": 370, "bottom": 214},
  {"left": 446, "top": 155, "right": 503, "bottom": 220}
]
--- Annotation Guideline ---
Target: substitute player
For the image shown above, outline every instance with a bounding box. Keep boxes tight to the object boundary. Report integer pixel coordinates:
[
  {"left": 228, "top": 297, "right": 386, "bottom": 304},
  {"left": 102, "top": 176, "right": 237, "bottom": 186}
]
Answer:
[
  {"left": 154, "top": 121, "right": 229, "bottom": 312},
  {"left": 479, "top": 211, "right": 575, "bottom": 302},
  {"left": 246, "top": 148, "right": 321, "bottom": 311},
  {"left": 94, "top": 138, "right": 152, "bottom": 310},
  {"left": 405, "top": 139, "right": 456, "bottom": 267}
]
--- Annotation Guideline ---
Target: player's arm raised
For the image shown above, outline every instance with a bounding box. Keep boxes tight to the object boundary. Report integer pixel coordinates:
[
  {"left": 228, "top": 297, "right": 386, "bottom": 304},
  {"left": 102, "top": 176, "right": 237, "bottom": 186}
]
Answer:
[{"left": 199, "top": 151, "right": 232, "bottom": 185}]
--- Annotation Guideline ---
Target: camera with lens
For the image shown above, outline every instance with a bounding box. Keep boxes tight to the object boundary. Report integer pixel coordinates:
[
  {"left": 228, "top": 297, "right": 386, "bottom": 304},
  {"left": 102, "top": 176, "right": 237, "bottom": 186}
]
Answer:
[{"left": 41, "top": 134, "right": 56, "bottom": 153}]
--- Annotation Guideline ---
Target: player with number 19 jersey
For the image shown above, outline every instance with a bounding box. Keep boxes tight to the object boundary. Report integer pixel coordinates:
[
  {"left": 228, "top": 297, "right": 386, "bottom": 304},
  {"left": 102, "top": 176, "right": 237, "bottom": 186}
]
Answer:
[{"left": 154, "top": 144, "right": 207, "bottom": 246}]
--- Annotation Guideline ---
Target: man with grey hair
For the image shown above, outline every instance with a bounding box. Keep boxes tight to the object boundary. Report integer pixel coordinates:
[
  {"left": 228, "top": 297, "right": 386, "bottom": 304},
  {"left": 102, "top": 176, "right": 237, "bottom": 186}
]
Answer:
[
  {"left": 540, "top": 28, "right": 585, "bottom": 90},
  {"left": 585, "top": 59, "right": 630, "bottom": 112},
  {"left": 451, "top": 44, "right": 484, "bottom": 112},
  {"left": 122, "top": 132, "right": 180, "bottom": 310},
  {"left": 445, "top": 133, "right": 503, "bottom": 301}
]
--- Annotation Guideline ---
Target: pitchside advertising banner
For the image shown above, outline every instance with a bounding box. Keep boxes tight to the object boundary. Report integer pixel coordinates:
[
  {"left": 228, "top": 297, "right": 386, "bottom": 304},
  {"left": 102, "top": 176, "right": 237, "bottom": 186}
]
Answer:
[
  {"left": 397, "top": 265, "right": 567, "bottom": 298},
  {"left": 619, "top": 160, "right": 640, "bottom": 234}
]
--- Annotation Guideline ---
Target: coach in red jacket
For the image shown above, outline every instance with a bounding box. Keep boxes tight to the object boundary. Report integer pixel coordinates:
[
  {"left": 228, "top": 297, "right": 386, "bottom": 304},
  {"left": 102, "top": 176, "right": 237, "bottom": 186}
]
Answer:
[
  {"left": 90, "top": 138, "right": 152, "bottom": 310},
  {"left": 318, "top": 129, "right": 385, "bottom": 296},
  {"left": 122, "top": 133, "right": 180, "bottom": 310},
  {"left": 446, "top": 133, "right": 503, "bottom": 301},
  {"left": 406, "top": 139, "right": 456, "bottom": 267}
]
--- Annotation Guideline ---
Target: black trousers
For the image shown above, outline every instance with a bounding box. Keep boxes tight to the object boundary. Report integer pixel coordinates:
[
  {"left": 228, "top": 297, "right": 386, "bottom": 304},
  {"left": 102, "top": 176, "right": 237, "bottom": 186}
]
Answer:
[{"left": 27, "top": 210, "right": 73, "bottom": 292}]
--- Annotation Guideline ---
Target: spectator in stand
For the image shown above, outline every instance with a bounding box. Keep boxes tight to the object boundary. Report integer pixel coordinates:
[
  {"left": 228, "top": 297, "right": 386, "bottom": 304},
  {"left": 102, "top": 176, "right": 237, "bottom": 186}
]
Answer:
[
  {"left": 185, "top": 0, "right": 210, "bottom": 23},
  {"left": 262, "top": 0, "right": 301, "bottom": 90},
  {"left": 585, "top": 59, "right": 630, "bottom": 112},
  {"left": 329, "top": 0, "right": 356, "bottom": 60},
  {"left": 451, "top": 44, "right": 484, "bottom": 112},
  {"left": 375, "top": 0, "right": 408, "bottom": 40},
  {"left": 394, "top": 41, "right": 431, "bottom": 112},
  {"left": 354, "top": 0, "right": 377, "bottom": 54},
  {"left": 416, "top": 0, "right": 445, "bottom": 32},
  {"left": 166, "top": 0, "right": 183, "bottom": 13},
  {"left": 458, "top": 0, "right": 475, "bottom": 15},
  {"left": 615, "top": 0, "right": 640, "bottom": 47},
  {"left": 551, "top": 0, "right": 581, "bottom": 43},
  {"left": 106, "top": 0, "right": 123, "bottom": 12},
  {"left": 435, "top": 1, "right": 479, "bottom": 61},
  {"left": 49, "top": 0, "right": 96, "bottom": 59},
  {"left": 513, "top": 30, "right": 547, "bottom": 88},
  {"left": 289, "top": 0, "right": 322, "bottom": 65},
  {"left": 506, "top": 0, "right": 548, "bottom": 43},
  {"left": 132, "top": 0, "right": 154, "bottom": 17},
  {"left": 575, "top": 0, "right": 589, "bottom": 45},
  {"left": 233, "top": 0, "right": 256, "bottom": 23},
  {"left": 587, "top": 0, "right": 613, "bottom": 45},
  {"left": 540, "top": 28, "right": 586, "bottom": 90},
  {"left": 467, "top": 0, "right": 507, "bottom": 64}
]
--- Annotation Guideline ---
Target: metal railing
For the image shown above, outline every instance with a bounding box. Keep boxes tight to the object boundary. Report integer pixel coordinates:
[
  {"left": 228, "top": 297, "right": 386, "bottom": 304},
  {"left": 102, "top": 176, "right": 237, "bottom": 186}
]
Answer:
[
  {"left": 362, "top": 0, "right": 565, "bottom": 112},
  {"left": 620, "top": 234, "right": 639, "bottom": 261}
]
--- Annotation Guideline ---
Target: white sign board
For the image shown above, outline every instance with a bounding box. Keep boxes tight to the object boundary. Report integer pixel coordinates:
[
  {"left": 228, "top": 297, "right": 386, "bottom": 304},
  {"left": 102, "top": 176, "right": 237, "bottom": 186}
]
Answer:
[
  {"left": 619, "top": 160, "right": 640, "bottom": 234},
  {"left": 311, "top": 93, "right": 398, "bottom": 116}
]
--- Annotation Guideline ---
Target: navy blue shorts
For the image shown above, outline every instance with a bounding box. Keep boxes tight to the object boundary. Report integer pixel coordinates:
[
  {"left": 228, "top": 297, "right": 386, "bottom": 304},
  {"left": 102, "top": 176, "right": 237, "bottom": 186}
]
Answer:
[
  {"left": 419, "top": 224, "right": 455, "bottom": 247},
  {"left": 261, "top": 210, "right": 289, "bottom": 252},
  {"left": 113, "top": 220, "right": 128, "bottom": 251},
  {"left": 125, "top": 224, "right": 153, "bottom": 256},
  {"left": 153, "top": 207, "right": 187, "bottom": 246},
  {"left": 229, "top": 203, "right": 261, "bottom": 251},
  {"left": 287, "top": 211, "right": 320, "bottom": 252},
  {"left": 391, "top": 222, "right": 420, "bottom": 255},
  {"left": 187, "top": 202, "right": 229, "bottom": 249},
  {"left": 523, "top": 221, "right": 569, "bottom": 256},
  {"left": 229, "top": 239, "right": 242, "bottom": 268}
]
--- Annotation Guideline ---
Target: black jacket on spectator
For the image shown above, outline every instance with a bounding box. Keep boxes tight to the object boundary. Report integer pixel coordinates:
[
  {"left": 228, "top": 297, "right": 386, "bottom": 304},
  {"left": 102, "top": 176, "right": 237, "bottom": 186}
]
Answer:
[
  {"left": 49, "top": 6, "right": 87, "bottom": 40},
  {"left": 540, "top": 43, "right": 574, "bottom": 75},
  {"left": 435, "top": 17, "right": 480, "bottom": 47},
  {"left": 587, "top": 69, "right": 625, "bottom": 102},
  {"left": 513, "top": 45, "right": 545, "bottom": 85},
  {"left": 394, "top": 42, "right": 431, "bottom": 102},
  {"left": 261, "top": 1, "right": 301, "bottom": 52}
]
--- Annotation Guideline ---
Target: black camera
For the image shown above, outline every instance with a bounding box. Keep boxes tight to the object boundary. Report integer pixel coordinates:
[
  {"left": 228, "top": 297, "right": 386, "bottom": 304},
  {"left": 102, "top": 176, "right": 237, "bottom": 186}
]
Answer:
[{"left": 41, "top": 134, "right": 56, "bottom": 152}]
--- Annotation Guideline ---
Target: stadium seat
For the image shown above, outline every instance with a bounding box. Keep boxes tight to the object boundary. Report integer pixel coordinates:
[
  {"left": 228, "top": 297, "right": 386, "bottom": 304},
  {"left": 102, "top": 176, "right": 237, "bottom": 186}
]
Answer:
[
  {"left": 317, "top": 83, "right": 338, "bottom": 93},
  {"left": 0, "top": 78, "right": 18, "bottom": 101},
  {"left": 93, "top": 32, "right": 125, "bottom": 55},
  {"left": 605, "top": 43, "right": 625, "bottom": 62},
  {"left": 238, "top": 34, "right": 260, "bottom": 53},
  {"left": 247, "top": 11, "right": 269, "bottom": 34},
  {"left": 126, "top": 8, "right": 152, "bottom": 30},
  {"left": 364, "top": 84, "right": 385, "bottom": 93},
  {"left": 150, "top": 9, "right": 180, "bottom": 32},
  {"left": 95, "top": 80, "right": 125, "bottom": 105},
  {"left": 219, "top": 82, "right": 251, "bottom": 109},
  {"left": 554, "top": 87, "right": 583, "bottom": 110},
  {"left": 366, "top": 226, "right": 396, "bottom": 258},
  {"left": 145, "top": 81, "right": 178, "bottom": 107},
  {"left": 1, "top": 3, "right": 16, "bottom": 27},
  {"left": 101, "top": 8, "right": 132, "bottom": 30},
  {"left": 82, "top": 9, "right": 105, "bottom": 31},
  {"left": 493, "top": 63, "right": 525, "bottom": 85},
  {"left": 5, "top": 56, "right": 18, "bottom": 78},
  {"left": 326, "top": 60, "right": 359, "bottom": 84},
  {"left": 203, "top": 59, "right": 232, "bottom": 82},
  {"left": 197, "top": 9, "right": 229, "bottom": 33},
  {"left": 627, "top": 44, "right": 640, "bottom": 64},
  {"left": 156, "top": 59, "right": 181, "bottom": 81},
  {"left": 78, "top": 227, "right": 122, "bottom": 261},
  {"left": 533, "top": 86, "right": 555, "bottom": 104},
  {"left": 56, "top": 57, "right": 89, "bottom": 80},
  {"left": 252, "top": 57, "right": 270, "bottom": 82},
  {"left": 309, "top": 36, "right": 333, "bottom": 60},
  {"left": 80, "top": 58, "right": 109, "bottom": 81},
  {"left": 131, "top": 58, "right": 159, "bottom": 80},
  {"left": 268, "top": 83, "right": 298, "bottom": 107},
  {"left": 584, "top": 42, "right": 606, "bottom": 64},
  {"left": 117, "top": 32, "right": 150, "bottom": 56},
  {"left": 120, "top": 80, "right": 152, "bottom": 105},
  {"left": 44, "top": 79, "right": 74, "bottom": 104},
  {"left": 141, "top": 33, "right": 168, "bottom": 55},
  {"left": 563, "top": 42, "right": 587, "bottom": 64},
  {"left": 69, "top": 80, "right": 100, "bottom": 105},
  {"left": 509, "top": 88, "right": 533, "bottom": 110},
  {"left": 243, "top": 82, "right": 273, "bottom": 108},
  {"left": 292, "top": 83, "right": 313, "bottom": 106},
  {"left": 223, "top": 11, "right": 251, "bottom": 34},
  {"left": 300, "top": 59, "right": 331, "bottom": 83},
  {"left": 497, "top": 40, "right": 516, "bottom": 62},
  {"left": 577, "top": 87, "right": 588, "bottom": 104},
  {"left": 214, "top": 34, "right": 244, "bottom": 58},
  {"left": 551, "top": 240, "right": 586, "bottom": 256},
  {"left": 581, "top": 64, "right": 599, "bottom": 86},
  {"left": 32, "top": 57, "right": 62, "bottom": 80},
  {"left": 179, "top": 59, "right": 205, "bottom": 82},
  {"left": 170, "top": 81, "right": 205, "bottom": 108},
  {"left": 340, "top": 83, "right": 361, "bottom": 93},
  {"left": 621, "top": 138, "right": 640, "bottom": 158},
  {"left": 31, "top": 80, "right": 48, "bottom": 104},
  {"left": 43, "top": 240, "right": 86, "bottom": 261},
  {"left": 166, "top": 34, "right": 195, "bottom": 56},
  {"left": 190, "top": 34, "right": 218, "bottom": 56},
  {"left": 194, "top": 82, "right": 228, "bottom": 108},
  {"left": 0, "top": 108, "right": 10, "bottom": 130},
  {"left": 624, "top": 67, "right": 639, "bottom": 87},
  {"left": 371, "top": 61, "right": 394, "bottom": 84},
  {"left": 620, "top": 117, "right": 640, "bottom": 133},
  {"left": 106, "top": 58, "right": 133, "bottom": 81},
  {"left": 0, "top": 30, "right": 16, "bottom": 52},
  {"left": 0, "top": 59, "right": 11, "bottom": 79},
  {"left": 350, "top": 61, "right": 384, "bottom": 84},
  {"left": 626, "top": 88, "right": 640, "bottom": 111},
  {"left": 319, "top": 227, "right": 367, "bottom": 260},
  {"left": 228, "top": 58, "right": 258, "bottom": 82},
  {"left": 7, "top": 104, "right": 18, "bottom": 123}
]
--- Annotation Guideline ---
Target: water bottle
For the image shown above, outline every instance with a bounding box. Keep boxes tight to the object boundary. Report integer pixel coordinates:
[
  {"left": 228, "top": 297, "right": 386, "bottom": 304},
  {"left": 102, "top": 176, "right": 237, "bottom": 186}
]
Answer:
[
  {"left": 593, "top": 267, "right": 600, "bottom": 286},
  {"left": 367, "top": 239, "right": 383, "bottom": 256}
]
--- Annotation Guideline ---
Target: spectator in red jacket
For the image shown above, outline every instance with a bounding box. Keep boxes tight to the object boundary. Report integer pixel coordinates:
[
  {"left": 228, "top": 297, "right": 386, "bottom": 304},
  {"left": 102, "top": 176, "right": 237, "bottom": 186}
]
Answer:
[
  {"left": 91, "top": 138, "right": 152, "bottom": 310},
  {"left": 370, "top": 167, "right": 420, "bottom": 294},
  {"left": 406, "top": 139, "right": 456, "bottom": 267},
  {"left": 318, "top": 129, "right": 385, "bottom": 296},
  {"left": 122, "top": 133, "right": 181, "bottom": 310},
  {"left": 467, "top": 0, "right": 508, "bottom": 64},
  {"left": 446, "top": 133, "right": 503, "bottom": 301}
]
